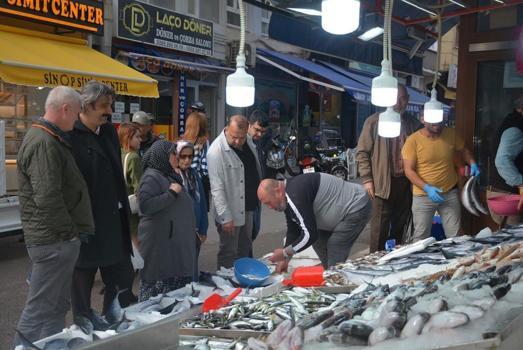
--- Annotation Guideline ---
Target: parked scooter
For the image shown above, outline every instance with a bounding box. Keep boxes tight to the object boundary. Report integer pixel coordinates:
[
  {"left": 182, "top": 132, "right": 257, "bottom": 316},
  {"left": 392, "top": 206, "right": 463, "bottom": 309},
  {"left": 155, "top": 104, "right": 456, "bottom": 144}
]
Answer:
[
  {"left": 297, "top": 139, "right": 348, "bottom": 180},
  {"left": 265, "top": 134, "right": 297, "bottom": 179}
]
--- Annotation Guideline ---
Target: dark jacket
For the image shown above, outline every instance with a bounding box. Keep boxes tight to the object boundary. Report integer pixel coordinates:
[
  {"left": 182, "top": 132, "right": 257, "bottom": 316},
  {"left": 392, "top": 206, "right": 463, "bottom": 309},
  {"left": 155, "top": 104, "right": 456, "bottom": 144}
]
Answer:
[
  {"left": 356, "top": 112, "right": 422, "bottom": 199},
  {"left": 138, "top": 168, "right": 196, "bottom": 281},
  {"left": 68, "top": 120, "right": 132, "bottom": 268},
  {"left": 17, "top": 120, "right": 94, "bottom": 245}
]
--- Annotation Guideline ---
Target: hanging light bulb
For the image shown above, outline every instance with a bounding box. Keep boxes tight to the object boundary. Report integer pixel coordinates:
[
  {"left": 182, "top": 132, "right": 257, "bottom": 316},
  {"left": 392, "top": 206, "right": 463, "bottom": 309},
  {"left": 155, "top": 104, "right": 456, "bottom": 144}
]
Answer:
[
  {"left": 322, "top": 0, "right": 360, "bottom": 35},
  {"left": 424, "top": 88, "right": 443, "bottom": 123},
  {"left": 226, "top": 0, "right": 254, "bottom": 107},
  {"left": 423, "top": 16, "right": 444, "bottom": 123},
  {"left": 371, "top": 59, "right": 398, "bottom": 107},
  {"left": 378, "top": 107, "right": 401, "bottom": 137},
  {"left": 226, "top": 54, "right": 255, "bottom": 107}
]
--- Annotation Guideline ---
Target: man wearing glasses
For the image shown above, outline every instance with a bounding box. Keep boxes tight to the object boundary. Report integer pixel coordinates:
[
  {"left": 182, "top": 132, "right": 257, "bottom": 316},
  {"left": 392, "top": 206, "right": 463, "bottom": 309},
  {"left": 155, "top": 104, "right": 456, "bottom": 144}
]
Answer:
[
  {"left": 356, "top": 85, "right": 422, "bottom": 252},
  {"left": 68, "top": 81, "right": 134, "bottom": 328},
  {"left": 402, "top": 113, "right": 479, "bottom": 242}
]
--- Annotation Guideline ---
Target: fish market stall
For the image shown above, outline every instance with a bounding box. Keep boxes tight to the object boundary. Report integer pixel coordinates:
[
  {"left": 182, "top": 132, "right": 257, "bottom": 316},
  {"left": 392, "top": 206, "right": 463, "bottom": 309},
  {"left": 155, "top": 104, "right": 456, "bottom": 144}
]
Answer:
[
  {"left": 25, "top": 225, "right": 523, "bottom": 350},
  {"left": 178, "top": 225, "right": 523, "bottom": 350}
]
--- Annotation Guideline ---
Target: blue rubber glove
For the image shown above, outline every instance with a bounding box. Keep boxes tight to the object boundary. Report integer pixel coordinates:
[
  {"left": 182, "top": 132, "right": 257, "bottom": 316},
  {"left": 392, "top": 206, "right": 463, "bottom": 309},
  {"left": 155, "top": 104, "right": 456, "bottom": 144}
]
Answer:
[
  {"left": 470, "top": 163, "right": 480, "bottom": 177},
  {"left": 423, "top": 184, "right": 444, "bottom": 203}
]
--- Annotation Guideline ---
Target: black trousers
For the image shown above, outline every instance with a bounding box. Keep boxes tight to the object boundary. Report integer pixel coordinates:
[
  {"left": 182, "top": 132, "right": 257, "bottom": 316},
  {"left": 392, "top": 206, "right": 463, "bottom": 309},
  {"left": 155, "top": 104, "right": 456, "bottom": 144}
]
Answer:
[
  {"left": 369, "top": 176, "right": 413, "bottom": 253},
  {"left": 71, "top": 256, "right": 134, "bottom": 317}
]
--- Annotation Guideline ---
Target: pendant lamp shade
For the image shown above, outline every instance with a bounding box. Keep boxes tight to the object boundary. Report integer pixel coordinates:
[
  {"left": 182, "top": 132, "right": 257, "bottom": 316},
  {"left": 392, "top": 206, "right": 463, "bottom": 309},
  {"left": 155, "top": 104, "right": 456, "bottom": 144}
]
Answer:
[
  {"left": 371, "top": 60, "right": 398, "bottom": 107},
  {"left": 226, "top": 55, "right": 255, "bottom": 107},
  {"left": 321, "top": 0, "right": 360, "bottom": 35},
  {"left": 423, "top": 89, "right": 444, "bottom": 124},
  {"left": 378, "top": 107, "right": 401, "bottom": 138}
]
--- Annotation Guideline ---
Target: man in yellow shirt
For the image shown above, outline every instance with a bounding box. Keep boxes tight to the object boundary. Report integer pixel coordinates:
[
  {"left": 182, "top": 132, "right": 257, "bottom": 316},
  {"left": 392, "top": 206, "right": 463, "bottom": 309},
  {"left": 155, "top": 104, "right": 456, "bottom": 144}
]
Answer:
[{"left": 402, "top": 116, "right": 478, "bottom": 241}]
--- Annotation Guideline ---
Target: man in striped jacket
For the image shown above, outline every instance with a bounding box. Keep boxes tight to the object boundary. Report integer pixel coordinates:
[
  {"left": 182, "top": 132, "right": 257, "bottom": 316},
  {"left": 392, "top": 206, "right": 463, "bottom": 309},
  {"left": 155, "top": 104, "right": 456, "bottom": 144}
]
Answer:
[{"left": 258, "top": 173, "right": 371, "bottom": 272}]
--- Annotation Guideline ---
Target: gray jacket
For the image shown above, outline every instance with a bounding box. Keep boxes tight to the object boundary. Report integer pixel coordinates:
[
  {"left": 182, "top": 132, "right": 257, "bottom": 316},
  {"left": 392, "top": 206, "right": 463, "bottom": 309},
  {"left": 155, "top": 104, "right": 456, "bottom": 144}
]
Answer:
[
  {"left": 207, "top": 130, "right": 262, "bottom": 226},
  {"left": 137, "top": 168, "right": 196, "bottom": 281}
]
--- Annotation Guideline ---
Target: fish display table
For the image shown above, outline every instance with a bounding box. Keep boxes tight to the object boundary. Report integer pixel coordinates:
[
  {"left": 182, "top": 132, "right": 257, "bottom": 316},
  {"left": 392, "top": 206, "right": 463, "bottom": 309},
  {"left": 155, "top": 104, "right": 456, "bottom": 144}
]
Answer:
[{"left": 27, "top": 225, "right": 523, "bottom": 350}]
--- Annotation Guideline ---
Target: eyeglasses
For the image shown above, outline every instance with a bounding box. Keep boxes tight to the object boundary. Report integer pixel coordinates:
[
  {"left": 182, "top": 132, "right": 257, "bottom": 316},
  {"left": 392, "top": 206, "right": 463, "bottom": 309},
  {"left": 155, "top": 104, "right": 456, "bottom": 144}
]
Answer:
[{"left": 179, "top": 154, "right": 194, "bottom": 160}]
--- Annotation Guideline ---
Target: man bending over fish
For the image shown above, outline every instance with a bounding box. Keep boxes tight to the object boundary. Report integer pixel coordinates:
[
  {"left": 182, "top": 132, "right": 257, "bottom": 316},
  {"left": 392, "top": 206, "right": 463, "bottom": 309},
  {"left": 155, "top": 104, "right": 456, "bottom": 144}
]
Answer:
[
  {"left": 402, "top": 113, "right": 478, "bottom": 241},
  {"left": 258, "top": 173, "right": 371, "bottom": 272}
]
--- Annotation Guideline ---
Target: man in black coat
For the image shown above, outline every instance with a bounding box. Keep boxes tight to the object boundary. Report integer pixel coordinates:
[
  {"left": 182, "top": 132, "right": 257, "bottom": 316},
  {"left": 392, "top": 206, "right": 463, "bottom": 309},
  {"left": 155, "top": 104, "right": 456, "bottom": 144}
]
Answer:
[{"left": 69, "top": 81, "right": 134, "bottom": 325}]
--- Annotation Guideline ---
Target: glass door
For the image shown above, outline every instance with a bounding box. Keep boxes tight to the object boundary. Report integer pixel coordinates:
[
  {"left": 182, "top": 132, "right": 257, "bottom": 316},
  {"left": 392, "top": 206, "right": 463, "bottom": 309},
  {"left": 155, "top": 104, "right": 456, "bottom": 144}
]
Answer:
[{"left": 474, "top": 61, "right": 523, "bottom": 188}]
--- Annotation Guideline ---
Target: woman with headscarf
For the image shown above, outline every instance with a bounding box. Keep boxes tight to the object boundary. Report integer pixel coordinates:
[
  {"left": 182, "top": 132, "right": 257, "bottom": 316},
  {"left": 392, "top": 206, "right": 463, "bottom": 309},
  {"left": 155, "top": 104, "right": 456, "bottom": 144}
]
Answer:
[
  {"left": 175, "top": 141, "right": 208, "bottom": 281},
  {"left": 137, "top": 140, "right": 196, "bottom": 301}
]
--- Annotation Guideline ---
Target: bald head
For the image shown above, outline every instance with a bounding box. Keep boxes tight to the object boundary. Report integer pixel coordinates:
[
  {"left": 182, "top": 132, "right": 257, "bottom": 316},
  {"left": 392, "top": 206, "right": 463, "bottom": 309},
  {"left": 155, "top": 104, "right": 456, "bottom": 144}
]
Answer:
[
  {"left": 258, "top": 179, "right": 287, "bottom": 212},
  {"left": 225, "top": 115, "right": 249, "bottom": 149},
  {"left": 228, "top": 115, "right": 249, "bottom": 130},
  {"left": 43, "top": 86, "right": 82, "bottom": 132}
]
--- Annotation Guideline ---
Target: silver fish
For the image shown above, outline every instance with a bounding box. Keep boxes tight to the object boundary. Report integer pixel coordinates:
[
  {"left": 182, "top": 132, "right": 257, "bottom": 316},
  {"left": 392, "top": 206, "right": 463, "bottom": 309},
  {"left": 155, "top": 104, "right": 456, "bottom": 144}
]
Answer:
[
  {"left": 471, "top": 297, "right": 496, "bottom": 311},
  {"left": 368, "top": 326, "right": 398, "bottom": 346},
  {"left": 470, "top": 177, "right": 489, "bottom": 215},
  {"left": 462, "top": 176, "right": 480, "bottom": 216},
  {"left": 427, "top": 298, "right": 448, "bottom": 314},
  {"left": 450, "top": 305, "right": 484, "bottom": 320},
  {"left": 422, "top": 311, "right": 469, "bottom": 333},
  {"left": 400, "top": 312, "right": 431, "bottom": 338},
  {"left": 380, "top": 312, "right": 407, "bottom": 330}
]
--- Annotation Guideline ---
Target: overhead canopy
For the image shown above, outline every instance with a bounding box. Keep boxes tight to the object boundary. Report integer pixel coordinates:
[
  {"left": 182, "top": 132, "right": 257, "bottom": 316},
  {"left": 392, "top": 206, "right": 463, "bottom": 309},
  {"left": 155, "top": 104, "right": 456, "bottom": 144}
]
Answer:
[
  {"left": 0, "top": 25, "right": 158, "bottom": 97},
  {"left": 257, "top": 48, "right": 371, "bottom": 101},
  {"left": 319, "top": 61, "right": 430, "bottom": 106}
]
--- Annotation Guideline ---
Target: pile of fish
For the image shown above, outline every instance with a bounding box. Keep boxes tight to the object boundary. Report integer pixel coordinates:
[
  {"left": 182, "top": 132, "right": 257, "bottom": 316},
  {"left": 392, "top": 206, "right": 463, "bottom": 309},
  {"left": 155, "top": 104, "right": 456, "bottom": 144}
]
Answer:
[
  {"left": 180, "top": 336, "right": 250, "bottom": 350},
  {"left": 182, "top": 287, "right": 340, "bottom": 332},
  {"left": 17, "top": 287, "right": 200, "bottom": 350},
  {"left": 247, "top": 259, "right": 523, "bottom": 349}
]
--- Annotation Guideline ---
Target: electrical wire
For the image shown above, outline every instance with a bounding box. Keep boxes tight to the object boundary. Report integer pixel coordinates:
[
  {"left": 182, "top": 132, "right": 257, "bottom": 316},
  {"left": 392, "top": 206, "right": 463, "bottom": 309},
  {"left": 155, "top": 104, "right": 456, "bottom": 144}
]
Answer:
[
  {"left": 239, "top": 0, "right": 246, "bottom": 57},
  {"left": 432, "top": 14, "right": 442, "bottom": 89},
  {"left": 383, "top": 0, "right": 388, "bottom": 60},
  {"left": 388, "top": 0, "right": 394, "bottom": 61}
]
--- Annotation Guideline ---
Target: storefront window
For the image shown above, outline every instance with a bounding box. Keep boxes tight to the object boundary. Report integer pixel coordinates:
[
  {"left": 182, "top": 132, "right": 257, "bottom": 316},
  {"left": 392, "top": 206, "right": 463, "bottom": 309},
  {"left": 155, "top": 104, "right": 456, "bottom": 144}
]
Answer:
[
  {"left": 0, "top": 82, "right": 48, "bottom": 159},
  {"left": 475, "top": 61, "right": 523, "bottom": 187},
  {"left": 200, "top": 0, "right": 219, "bottom": 23}
]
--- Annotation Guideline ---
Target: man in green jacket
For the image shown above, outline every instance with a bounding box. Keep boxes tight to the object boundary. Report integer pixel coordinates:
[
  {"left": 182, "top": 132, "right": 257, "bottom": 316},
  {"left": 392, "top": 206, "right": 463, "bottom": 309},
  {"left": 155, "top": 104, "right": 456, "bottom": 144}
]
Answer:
[
  {"left": 14, "top": 86, "right": 94, "bottom": 346},
  {"left": 356, "top": 85, "right": 422, "bottom": 252}
]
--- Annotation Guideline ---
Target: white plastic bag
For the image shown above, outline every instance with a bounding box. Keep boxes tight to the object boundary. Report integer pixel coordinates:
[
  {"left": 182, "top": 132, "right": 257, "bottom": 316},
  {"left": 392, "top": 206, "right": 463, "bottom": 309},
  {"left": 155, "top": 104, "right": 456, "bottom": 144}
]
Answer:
[{"left": 131, "top": 243, "right": 144, "bottom": 270}]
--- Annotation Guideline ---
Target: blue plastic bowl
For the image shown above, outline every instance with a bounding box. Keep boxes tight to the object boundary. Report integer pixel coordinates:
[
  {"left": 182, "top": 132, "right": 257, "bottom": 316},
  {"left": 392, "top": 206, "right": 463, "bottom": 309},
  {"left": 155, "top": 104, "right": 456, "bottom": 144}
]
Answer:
[{"left": 234, "top": 258, "right": 271, "bottom": 287}]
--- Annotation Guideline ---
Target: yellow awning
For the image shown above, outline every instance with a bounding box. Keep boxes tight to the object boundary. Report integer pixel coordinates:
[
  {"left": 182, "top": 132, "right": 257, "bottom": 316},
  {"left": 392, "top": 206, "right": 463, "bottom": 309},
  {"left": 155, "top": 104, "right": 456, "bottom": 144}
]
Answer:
[{"left": 0, "top": 25, "right": 158, "bottom": 98}]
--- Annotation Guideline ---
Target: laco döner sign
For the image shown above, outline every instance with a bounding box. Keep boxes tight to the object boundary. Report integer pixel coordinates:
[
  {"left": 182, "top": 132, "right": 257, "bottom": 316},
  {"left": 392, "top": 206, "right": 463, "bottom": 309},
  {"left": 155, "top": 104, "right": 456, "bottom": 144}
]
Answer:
[
  {"left": 0, "top": 0, "right": 104, "bottom": 34},
  {"left": 117, "top": 0, "right": 213, "bottom": 57}
]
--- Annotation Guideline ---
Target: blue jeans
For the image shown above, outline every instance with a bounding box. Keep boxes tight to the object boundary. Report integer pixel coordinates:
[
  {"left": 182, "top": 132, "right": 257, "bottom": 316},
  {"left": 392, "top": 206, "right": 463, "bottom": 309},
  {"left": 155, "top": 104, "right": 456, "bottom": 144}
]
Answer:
[{"left": 411, "top": 188, "right": 461, "bottom": 242}]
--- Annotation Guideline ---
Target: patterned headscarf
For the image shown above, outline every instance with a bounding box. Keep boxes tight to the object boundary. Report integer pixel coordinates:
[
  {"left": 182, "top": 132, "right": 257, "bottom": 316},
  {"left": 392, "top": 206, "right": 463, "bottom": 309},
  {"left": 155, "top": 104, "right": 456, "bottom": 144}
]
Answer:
[
  {"left": 142, "top": 140, "right": 177, "bottom": 180},
  {"left": 176, "top": 140, "right": 198, "bottom": 201}
]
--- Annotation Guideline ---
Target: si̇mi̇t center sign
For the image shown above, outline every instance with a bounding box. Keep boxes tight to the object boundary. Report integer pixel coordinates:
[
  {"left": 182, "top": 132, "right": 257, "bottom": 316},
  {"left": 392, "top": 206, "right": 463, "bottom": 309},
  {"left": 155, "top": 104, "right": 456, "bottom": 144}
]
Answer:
[{"left": 116, "top": 0, "right": 213, "bottom": 57}]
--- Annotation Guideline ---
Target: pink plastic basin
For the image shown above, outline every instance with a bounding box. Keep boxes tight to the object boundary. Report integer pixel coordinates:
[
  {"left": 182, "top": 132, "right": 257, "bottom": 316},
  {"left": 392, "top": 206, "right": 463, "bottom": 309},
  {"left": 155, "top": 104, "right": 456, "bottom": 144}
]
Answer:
[{"left": 487, "top": 195, "right": 521, "bottom": 216}]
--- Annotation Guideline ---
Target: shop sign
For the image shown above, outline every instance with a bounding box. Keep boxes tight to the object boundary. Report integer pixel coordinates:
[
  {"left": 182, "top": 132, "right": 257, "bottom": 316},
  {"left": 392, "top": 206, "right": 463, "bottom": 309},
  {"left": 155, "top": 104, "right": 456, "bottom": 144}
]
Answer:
[
  {"left": 114, "top": 101, "right": 125, "bottom": 113},
  {"left": 116, "top": 0, "right": 213, "bottom": 57},
  {"left": 111, "top": 112, "right": 123, "bottom": 123},
  {"left": 130, "top": 102, "right": 140, "bottom": 114},
  {"left": 0, "top": 0, "right": 104, "bottom": 34},
  {"left": 43, "top": 72, "right": 131, "bottom": 94},
  {"left": 178, "top": 73, "right": 186, "bottom": 136}
]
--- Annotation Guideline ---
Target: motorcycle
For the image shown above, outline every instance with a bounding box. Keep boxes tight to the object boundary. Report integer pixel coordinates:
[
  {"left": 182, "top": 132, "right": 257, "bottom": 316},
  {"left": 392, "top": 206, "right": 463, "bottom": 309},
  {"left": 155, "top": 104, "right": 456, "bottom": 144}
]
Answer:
[
  {"left": 266, "top": 135, "right": 297, "bottom": 179},
  {"left": 297, "top": 139, "right": 348, "bottom": 180}
]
